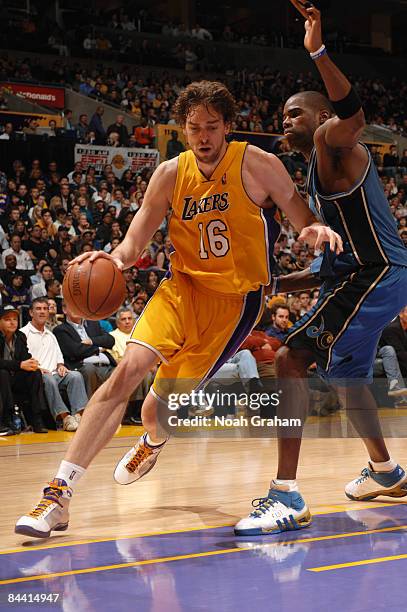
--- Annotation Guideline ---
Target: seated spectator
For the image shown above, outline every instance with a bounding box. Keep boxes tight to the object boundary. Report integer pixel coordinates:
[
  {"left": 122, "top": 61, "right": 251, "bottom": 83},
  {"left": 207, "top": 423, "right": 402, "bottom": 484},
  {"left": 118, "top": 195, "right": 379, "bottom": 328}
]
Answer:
[
  {"left": 135, "top": 247, "right": 154, "bottom": 269},
  {"left": 240, "top": 323, "right": 283, "bottom": 379},
  {"left": 45, "top": 279, "right": 63, "bottom": 312},
  {"left": 0, "top": 254, "right": 30, "bottom": 290},
  {"left": 133, "top": 118, "right": 155, "bottom": 148},
  {"left": 3, "top": 273, "right": 31, "bottom": 308},
  {"left": 380, "top": 305, "right": 407, "bottom": 386},
  {"left": 31, "top": 263, "right": 54, "bottom": 300},
  {"left": 299, "top": 291, "right": 311, "bottom": 315},
  {"left": 211, "top": 349, "right": 263, "bottom": 394},
  {"left": 274, "top": 252, "right": 294, "bottom": 276},
  {"left": 54, "top": 302, "right": 116, "bottom": 398},
  {"left": 266, "top": 303, "right": 291, "bottom": 341},
  {"left": 1, "top": 234, "right": 34, "bottom": 270},
  {"left": 109, "top": 308, "right": 135, "bottom": 363},
  {"left": 130, "top": 295, "right": 146, "bottom": 320},
  {"left": 21, "top": 298, "right": 88, "bottom": 432},
  {"left": 46, "top": 298, "right": 62, "bottom": 332},
  {"left": 377, "top": 344, "right": 407, "bottom": 402},
  {"left": 166, "top": 131, "right": 185, "bottom": 159},
  {"left": 287, "top": 295, "right": 302, "bottom": 324},
  {"left": 156, "top": 236, "right": 172, "bottom": 270},
  {"left": 106, "top": 115, "right": 129, "bottom": 146},
  {"left": 0, "top": 304, "right": 48, "bottom": 433},
  {"left": 383, "top": 145, "right": 399, "bottom": 178}
]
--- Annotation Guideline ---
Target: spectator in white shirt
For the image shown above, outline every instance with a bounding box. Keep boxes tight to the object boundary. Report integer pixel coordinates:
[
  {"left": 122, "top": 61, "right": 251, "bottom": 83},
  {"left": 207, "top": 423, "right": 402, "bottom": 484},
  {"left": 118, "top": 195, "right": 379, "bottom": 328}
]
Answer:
[
  {"left": 0, "top": 225, "right": 9, "bottom": 250},
  {"left": 1, "top": 235, "right": 34, "bottom": 270},
  {"left": 191, "top": 24, "right": 213, "bottom": 40},
  {"left": 21, "top": 297, "right": 88, "bottom": 432}
]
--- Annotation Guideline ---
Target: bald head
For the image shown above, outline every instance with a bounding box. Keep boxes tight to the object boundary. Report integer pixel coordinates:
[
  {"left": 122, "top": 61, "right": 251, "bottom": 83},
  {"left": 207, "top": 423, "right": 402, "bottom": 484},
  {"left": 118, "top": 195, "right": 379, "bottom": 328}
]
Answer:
[
  {"left": 283, "top": 90, "right": 334, "bottom": 155},
  {"left": 288, "top": 91, "right": 333, "bottom": 115}
]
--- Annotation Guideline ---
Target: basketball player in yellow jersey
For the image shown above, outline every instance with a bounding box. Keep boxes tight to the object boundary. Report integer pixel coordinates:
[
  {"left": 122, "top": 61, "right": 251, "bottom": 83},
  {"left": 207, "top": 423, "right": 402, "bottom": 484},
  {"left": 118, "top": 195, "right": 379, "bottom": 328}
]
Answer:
[{"left": 16, "top": 81, "right": 342, "bottom": 538}]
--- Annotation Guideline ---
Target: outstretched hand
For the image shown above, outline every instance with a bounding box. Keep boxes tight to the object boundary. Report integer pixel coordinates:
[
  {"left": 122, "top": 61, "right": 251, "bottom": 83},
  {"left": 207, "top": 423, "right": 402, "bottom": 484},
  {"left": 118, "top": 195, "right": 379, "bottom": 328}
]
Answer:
[
  {"left": 68, "top": 250, "right": 124, "bottom": 271},
  {"left": 299, "top": 225, "right": 343, "bottom": 254},
  {"left": 289, "top": 0, "right": 323, "bottom": 54}
]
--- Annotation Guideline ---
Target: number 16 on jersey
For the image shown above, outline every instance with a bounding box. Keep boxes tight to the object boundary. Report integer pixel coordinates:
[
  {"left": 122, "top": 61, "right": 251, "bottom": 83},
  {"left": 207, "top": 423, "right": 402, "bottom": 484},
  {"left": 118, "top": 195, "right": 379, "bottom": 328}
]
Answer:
[{"left": 198, "top": 219, "right": 230, "bottom": 259}]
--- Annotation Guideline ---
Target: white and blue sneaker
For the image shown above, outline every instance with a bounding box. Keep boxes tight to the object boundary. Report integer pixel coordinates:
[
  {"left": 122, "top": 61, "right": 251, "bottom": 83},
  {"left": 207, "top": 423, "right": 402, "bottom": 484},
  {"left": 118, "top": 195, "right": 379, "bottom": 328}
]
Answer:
[
  {"left": 345, "top": 463, "right": 407, "bottom": 501},
  {"left": 234, "top": 488, "right": 312, "bottom": 536}
]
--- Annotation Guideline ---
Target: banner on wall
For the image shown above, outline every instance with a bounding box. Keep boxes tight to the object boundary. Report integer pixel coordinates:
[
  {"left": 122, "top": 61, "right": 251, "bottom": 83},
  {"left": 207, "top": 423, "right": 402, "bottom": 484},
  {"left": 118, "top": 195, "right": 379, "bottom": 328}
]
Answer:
[
  {"left": 74, "top": 145, "right": 160, "bottom": 177},
  {"left": 0, "top": 111, "right": 63, "bottom": 130},
  {"left": 0, "top": 82, "right": 65, "bottom": 109}
]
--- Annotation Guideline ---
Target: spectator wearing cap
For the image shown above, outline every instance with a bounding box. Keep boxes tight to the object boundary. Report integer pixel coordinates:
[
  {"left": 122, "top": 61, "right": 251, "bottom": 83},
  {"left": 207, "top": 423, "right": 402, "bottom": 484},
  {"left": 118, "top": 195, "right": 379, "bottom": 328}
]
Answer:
[
  {"left": 274, "top": 252, "right": 294, "bottom": 276},
  {"left": 21, "top": 298, "right": 88, "bottom": 432},
  {"left": 0, "top": 304, "right": 48, "bottom": 433},
  {"left": 1, "top": 234, "right": 33, "bottom": 270},
  {"left": 54, "top": 302, "right": 116, "bottom": 397}
]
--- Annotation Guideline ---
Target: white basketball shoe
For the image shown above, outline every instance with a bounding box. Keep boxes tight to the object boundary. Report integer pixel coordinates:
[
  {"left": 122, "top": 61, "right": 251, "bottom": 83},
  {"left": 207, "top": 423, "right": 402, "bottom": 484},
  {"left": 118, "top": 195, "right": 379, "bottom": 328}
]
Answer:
[
  {"left": 15, "top": 479, "right": 71, "bottom": 538},
  {"left": 114, "top": 433, "right": 167, "bottom": 485},
  {"left": 345, "top": 463, "right": 407, "bottom": 501},
  {"left": 234, "top": 486, "right": 312, "bottom": 536}
]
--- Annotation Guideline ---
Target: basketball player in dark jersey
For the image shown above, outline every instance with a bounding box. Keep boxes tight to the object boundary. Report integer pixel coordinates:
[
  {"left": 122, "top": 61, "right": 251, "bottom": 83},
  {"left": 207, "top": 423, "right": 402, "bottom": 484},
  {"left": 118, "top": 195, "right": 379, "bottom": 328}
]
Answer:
[{"left": 236, "top": 1, "right": 407, "bottom": 536}]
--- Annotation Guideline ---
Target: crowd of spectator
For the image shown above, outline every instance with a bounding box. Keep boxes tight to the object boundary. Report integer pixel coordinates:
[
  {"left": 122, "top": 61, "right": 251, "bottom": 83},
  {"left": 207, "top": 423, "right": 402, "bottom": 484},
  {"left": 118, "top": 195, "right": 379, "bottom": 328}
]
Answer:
[{"left": 0, "top": 50, "right": 406, "bottom": 136}]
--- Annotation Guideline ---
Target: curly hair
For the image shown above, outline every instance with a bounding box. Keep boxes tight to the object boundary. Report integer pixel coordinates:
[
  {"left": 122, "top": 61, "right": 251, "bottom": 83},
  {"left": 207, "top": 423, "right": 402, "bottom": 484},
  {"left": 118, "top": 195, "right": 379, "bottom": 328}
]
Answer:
[{"left": 173, "top": 80, "right": 237, "bottom": 126}]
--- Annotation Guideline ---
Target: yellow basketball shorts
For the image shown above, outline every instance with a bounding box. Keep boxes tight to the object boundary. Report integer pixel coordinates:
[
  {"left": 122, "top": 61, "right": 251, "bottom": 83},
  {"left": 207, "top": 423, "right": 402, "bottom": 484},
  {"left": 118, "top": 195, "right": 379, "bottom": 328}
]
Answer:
[{"left": 129, "top": 271, "right": 264, "bottom": 400}]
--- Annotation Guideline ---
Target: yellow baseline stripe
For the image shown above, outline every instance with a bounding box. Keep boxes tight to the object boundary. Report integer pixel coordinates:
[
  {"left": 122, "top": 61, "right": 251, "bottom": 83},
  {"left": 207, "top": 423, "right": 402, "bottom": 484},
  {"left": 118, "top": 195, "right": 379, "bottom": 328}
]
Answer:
[
  {"left": 0, "top": 426, "right": 143, "bottom": 446},
  {"left": 0, "top": 548, "right": 244, "bottom": 585},
  {"left": 308, "top": 553, "right": 407, "bottom": 572},
  {"left": 2, "top": 525, "right": 407, "bottom": 586},
  {"left": 3, "top": 501, "right": 405, "bottom": 556}
]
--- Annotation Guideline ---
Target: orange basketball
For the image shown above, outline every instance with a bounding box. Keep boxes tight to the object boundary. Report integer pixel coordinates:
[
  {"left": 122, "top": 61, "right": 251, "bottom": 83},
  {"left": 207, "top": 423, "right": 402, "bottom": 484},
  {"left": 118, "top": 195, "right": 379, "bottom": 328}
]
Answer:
[{"left": 62, "top": 258, "right": 126, "bottom": 320}]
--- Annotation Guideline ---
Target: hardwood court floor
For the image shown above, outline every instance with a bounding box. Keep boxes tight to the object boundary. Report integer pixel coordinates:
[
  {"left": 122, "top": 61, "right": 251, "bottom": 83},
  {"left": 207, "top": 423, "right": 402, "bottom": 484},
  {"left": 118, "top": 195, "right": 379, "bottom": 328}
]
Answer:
[{"left": 2, "top": 423, "right": 407, "bottom": 551}]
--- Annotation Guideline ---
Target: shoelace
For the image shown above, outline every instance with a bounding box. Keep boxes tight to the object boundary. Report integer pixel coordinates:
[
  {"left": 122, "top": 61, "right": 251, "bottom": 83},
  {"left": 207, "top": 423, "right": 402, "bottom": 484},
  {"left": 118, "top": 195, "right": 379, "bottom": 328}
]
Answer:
[
  {"left": 28, "top": 482, "right": 67, "bottom": 518},
  {"left": 355, "top": 468, "right": 370, "bottom": 485},
  {"left": 250, "top": 492, "right": 282, "bottom": 517},
  {"left": 126, "top": 442, "right": 153, "bottom": 473}
]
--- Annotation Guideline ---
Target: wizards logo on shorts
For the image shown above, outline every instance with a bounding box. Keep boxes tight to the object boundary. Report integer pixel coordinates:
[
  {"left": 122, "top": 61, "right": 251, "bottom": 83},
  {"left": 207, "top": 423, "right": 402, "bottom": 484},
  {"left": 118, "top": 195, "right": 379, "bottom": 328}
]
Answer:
[{"left": 306, "top": 316, "right": 334, "bottom": 350}]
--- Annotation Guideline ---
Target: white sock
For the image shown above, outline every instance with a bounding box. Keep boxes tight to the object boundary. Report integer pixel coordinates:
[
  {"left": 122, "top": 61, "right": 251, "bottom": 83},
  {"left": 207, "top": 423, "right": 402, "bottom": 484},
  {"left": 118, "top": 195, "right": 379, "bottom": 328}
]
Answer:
[
  {"left": 145, "top": 433, "right": 167, "bottom": 447},
  {"left": 55, "top": 460, "right": 86, "bottom": 489},
  {"left": 271, "top": 478, "right": 299, "bottom": 492},
  {"left": 370, "top": 458, "right": 397, "bottom": 473}
]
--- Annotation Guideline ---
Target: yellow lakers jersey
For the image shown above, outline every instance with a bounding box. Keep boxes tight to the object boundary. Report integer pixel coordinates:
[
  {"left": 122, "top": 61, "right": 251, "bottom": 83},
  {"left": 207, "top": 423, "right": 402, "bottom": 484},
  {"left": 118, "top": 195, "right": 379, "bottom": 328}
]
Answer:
[{"left": 169, "top": 141, "right": 280, "bottom": 295}]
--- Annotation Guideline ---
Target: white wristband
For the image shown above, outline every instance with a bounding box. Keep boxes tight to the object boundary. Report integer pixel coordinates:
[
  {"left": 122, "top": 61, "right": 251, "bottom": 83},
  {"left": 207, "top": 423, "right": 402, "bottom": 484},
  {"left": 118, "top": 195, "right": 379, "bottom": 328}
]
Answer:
[{"left": 310, "top": 44, "right": 326, "bottom": 60}]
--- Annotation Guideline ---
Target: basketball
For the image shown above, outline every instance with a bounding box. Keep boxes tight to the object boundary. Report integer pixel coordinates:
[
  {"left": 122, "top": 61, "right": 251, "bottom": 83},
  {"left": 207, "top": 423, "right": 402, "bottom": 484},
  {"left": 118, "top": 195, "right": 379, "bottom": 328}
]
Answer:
[{"left": 62, "top": 258, "right": 126, "bottom": 320}]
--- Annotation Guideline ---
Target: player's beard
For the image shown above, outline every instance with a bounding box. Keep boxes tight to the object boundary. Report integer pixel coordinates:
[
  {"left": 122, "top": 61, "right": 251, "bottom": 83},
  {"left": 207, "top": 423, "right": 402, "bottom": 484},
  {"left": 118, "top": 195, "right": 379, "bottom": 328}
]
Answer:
[
  {"left": 194, "top": 140, "right": 226, "bottom": 165},
  {"left": 285, "top": 126, "right": 315, "bottom": 155}
]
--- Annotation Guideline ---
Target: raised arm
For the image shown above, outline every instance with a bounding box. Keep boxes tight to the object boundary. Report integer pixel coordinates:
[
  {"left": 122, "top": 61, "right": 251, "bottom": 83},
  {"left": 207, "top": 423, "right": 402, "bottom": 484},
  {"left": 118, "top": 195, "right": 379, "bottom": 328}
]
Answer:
[{"left": 289, "top": 0, "right": 365, "bottom": 149}]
